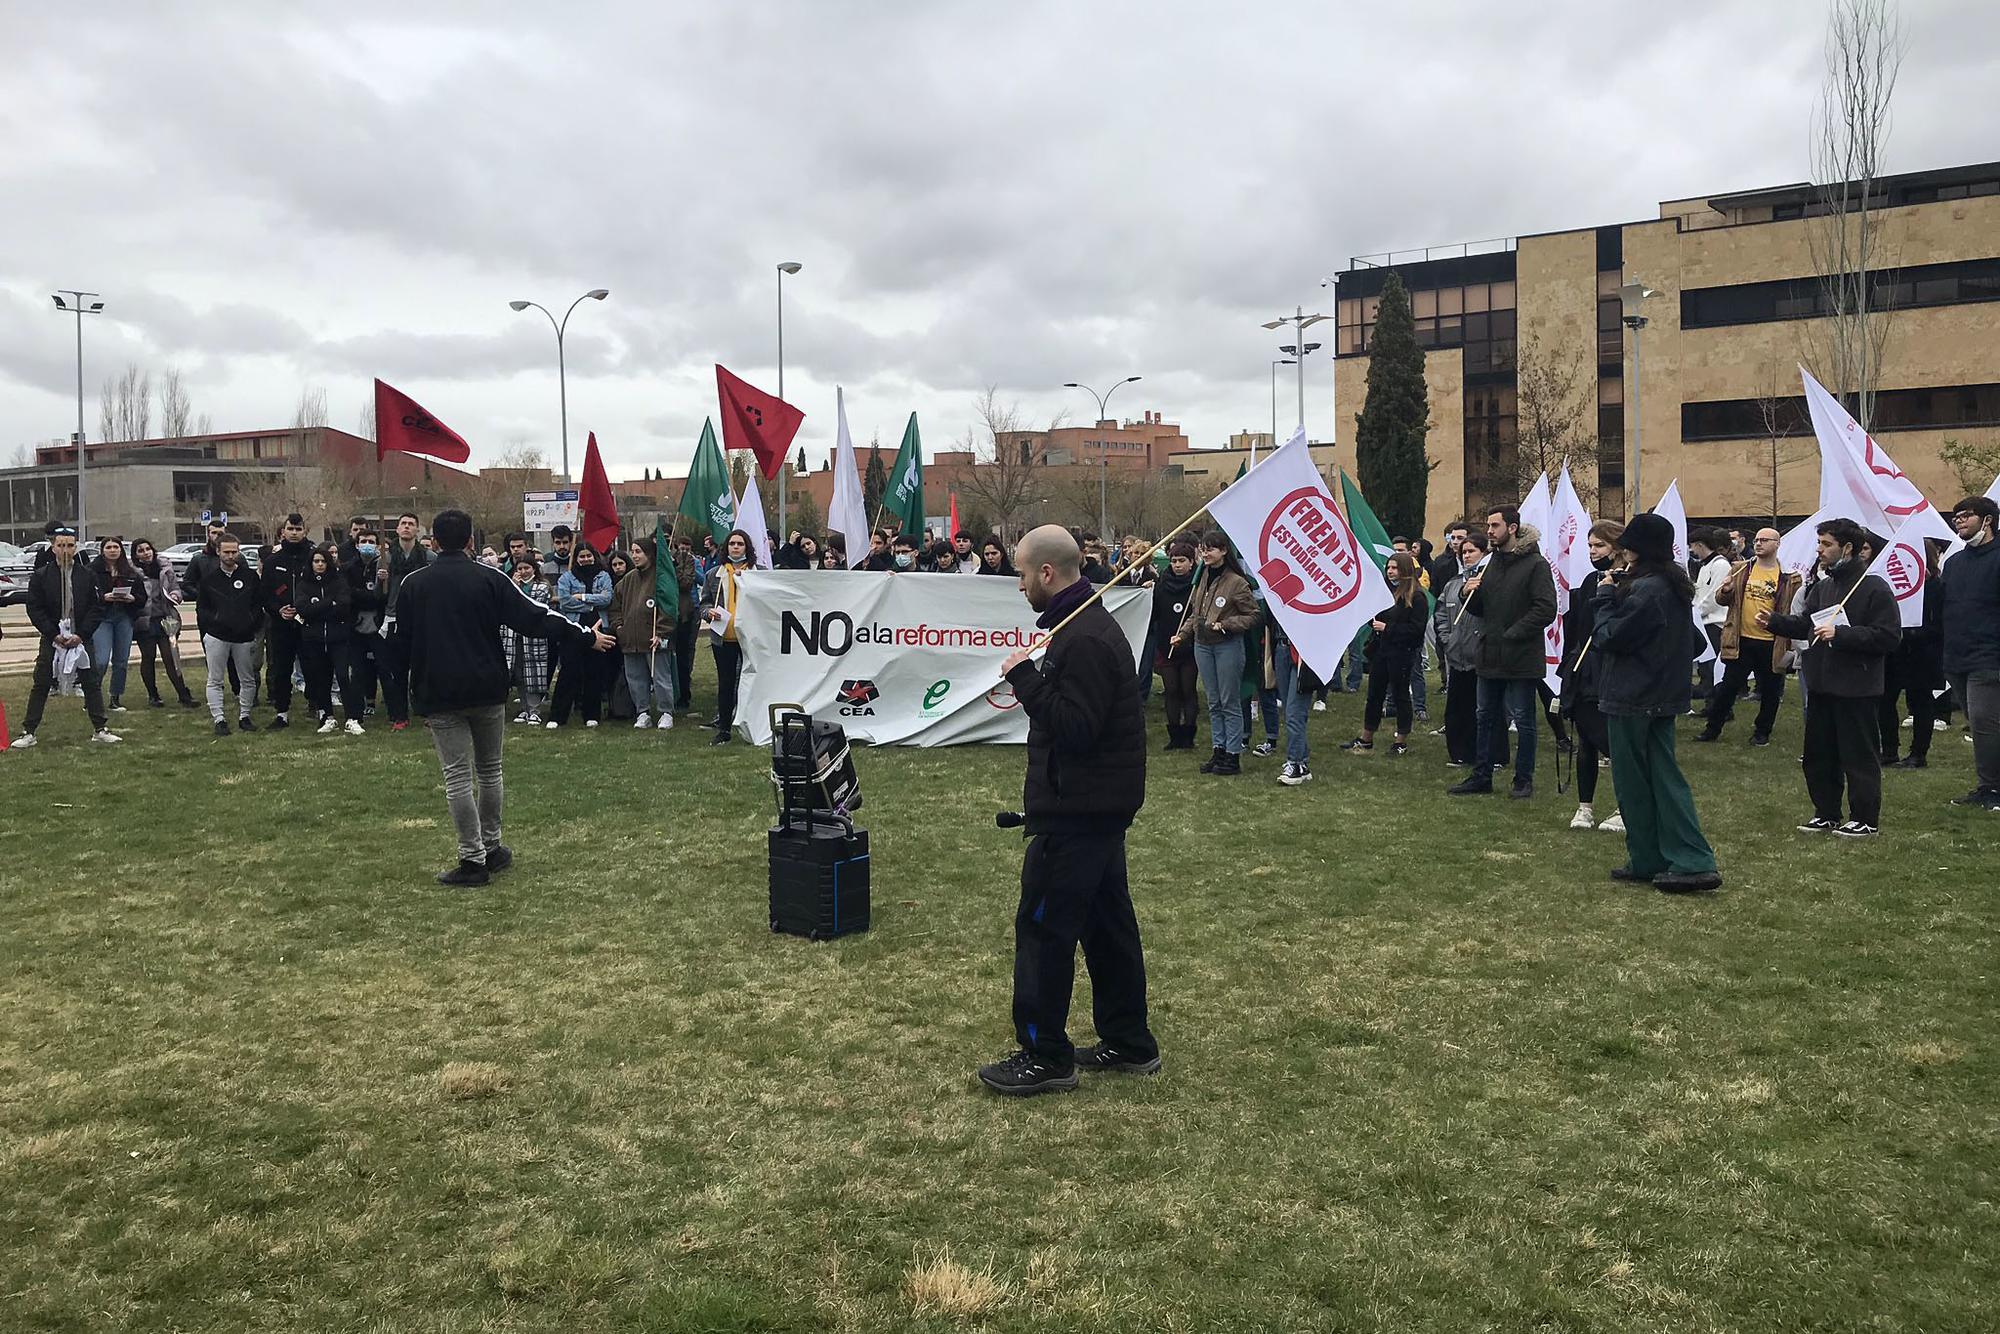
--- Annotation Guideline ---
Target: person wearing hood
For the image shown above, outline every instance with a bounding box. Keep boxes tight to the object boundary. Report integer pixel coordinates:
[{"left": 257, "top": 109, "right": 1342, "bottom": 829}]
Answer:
[
  {"left": 1559, "top": 521, "right": 1626, "bottom": 834},
  {"left": 258, "top": 512, "right": 315, "bottom": 731},
  {"left": 130, "top": 538, "right": 198, "bottom": 709},
  {"left": 699, "top": 527, "right": 760, "bottom": 745},
  {"left": 1149, "top": 541, "right": 1201, "bottom": 751},
  {"left": 1762, "top": 517, "right": 1902, "bottom": 838},
  {"left": 1590, "top": 513, "right": 1721, "bottom": 892},
  {"left": 1449, "top": 506, "right": 1558, "bottom": 800}
]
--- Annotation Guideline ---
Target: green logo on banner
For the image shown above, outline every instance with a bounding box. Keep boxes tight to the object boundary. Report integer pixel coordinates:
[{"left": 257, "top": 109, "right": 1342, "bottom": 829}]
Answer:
[{"left": 921, "top": 679, "right": 951, "bottom": 716}]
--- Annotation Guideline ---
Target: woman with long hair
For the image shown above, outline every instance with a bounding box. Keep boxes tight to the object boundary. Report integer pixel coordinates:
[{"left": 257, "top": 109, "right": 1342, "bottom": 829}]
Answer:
[
  {"left": 1592, "top": 513, "right": 1721, "bottom": 893},
  {"left": 547, "top": 540, "right": 614, "bottom": 728},
  {"left": 978, "top": 539, "right": 1016, "bottom": 577},
  {"left": 502, "top": 556, "right": 553, "bottom": 723},
  {"left": 1176, "top": 530, "right": 1261, "bottom": 775},
  {"left": 129, "top": 537, "right": 197, "bottom": 708},
  {"left": 700, "top": 527, "right": 759, "bottom": 745},
  {"left": 1151, "top": 540, "right": 1200, "bottom": 750},
  {"left": 1341, "top": 552, "right": 1428, "bottom": 755},
  {"left": 88, "top": 535, "right": 146, "bottom": 711},
  {"left": 296, "top": 543, "right": 363, "bottom": 734},
  {"left": 605, "top": 548, "right": 634, "bottom": 585},
  {"left": 1562, "top": 520, "right": 1625, "bottom": 831}
]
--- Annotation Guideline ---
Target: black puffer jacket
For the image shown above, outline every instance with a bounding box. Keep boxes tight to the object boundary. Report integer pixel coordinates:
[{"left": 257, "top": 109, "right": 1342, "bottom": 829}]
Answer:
[
  {"left": 1939, "top": 537, "right": 2000, "bottom": 674},
  {"left": 1559, "top": 568, "right": 1607, "bottom": 707},
  {"left": 1363, "top": 598, "right": 1428, "bottom": 674},
  {"left": 191, "top": 559, "right": 265, "bottom": 643},
  {"left": 1004, "top": 578, "right": 1145, "bottom": 835},
  {"left": 1591, "top": 568, "right": 1702, "bottom": 718},
  {"left": 294, "top": 570, "right": 352, "bottom": 645},
  {"left": 1767, "top": 560, "right": 1901, "bottom": 698},
  {"left": 1466, "top": 533, "right": 1557, "bottom": 680}
]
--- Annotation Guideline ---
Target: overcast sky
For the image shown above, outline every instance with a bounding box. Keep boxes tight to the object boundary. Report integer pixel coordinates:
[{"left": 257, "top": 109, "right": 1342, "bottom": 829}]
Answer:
[{"left": 3, "top": 1, "right": 1994, "bottom": 481}]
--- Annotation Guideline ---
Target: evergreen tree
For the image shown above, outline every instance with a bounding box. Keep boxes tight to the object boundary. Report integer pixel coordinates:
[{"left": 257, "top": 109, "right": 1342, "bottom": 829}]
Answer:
[
  {"left": 863, "top": 439, "right": 888, "bottom": 525},
  {"left": 791, "top": 490, "right": 825, "bottom": 544},
  {"left": 1353, "top": 271, "right": 1432, "bottom": 540}
]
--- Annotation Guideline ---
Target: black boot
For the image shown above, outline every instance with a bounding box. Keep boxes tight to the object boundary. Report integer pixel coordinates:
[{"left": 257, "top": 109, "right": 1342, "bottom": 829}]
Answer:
[
  {"left": 1199, "top": 746, "right": 1224, "bottom": 773},
  {"left": 1215, "top": 752, "right": 1241, "bottom": 776}
]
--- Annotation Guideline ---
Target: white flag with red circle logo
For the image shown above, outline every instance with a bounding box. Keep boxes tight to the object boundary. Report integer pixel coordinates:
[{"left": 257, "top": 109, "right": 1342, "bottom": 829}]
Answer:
[
  {"left": 1204, "top": 430, "right": 1393, "bottom": 682},
  {"left": 1802, "top": 365, "right": 1931, "bottom": 532},
  {"left": 1866, "top": 504, "right": 1961, "bottom": 628}
]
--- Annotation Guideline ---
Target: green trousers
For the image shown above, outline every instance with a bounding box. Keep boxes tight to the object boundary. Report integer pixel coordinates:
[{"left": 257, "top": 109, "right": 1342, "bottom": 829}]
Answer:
[{"left": 1606, "top": 713, "right": 1718, "bottom": 878}]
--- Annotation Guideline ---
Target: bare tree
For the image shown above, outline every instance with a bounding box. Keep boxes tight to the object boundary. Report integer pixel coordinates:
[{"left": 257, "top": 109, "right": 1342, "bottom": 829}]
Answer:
[
  {"left": 457, "top": 444, "right": 553, "bottom": 541},
  {"left": 8, "top": 442, "right": 36, "bottom": 468},
  {"left": 292, "top": 386, "right": 329, "bottom": 429},
  {"left": 157, "top": 368, "right": 195, "bottom": 438},
  {"left": 98, "top": 363, "right": 152, "bottom": 443},
  {"left": 1803, "top": 0, "right": 1905, "bottom": 428},
  {"left": 1512, "top": 331, "right": 1598, "bottom": 508},
  {"left": 221, "top": 470, "right": 300, "bottom": 546},
  {"left": 954, "top": 386, "right": 1067, "bottom": 543},
  {"left": 357, "top": 396, "right": 377, "bottom": 442},
  {"left": 1750, "top": 362, "right": 1814, "bottom": 520}
]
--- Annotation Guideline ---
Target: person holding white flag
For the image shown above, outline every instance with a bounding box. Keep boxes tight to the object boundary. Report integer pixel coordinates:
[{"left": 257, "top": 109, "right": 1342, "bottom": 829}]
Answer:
[{"left": 827, "top": 388, "right": 870, "bottom": 567}]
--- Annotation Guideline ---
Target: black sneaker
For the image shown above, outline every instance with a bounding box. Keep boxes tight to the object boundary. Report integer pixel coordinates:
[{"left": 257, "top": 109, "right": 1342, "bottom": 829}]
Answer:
[
  {"left": 1833, "top": 821, "right": 1879, "bottom": 839},
  {"left": 1950, "top": 788, "right": 2000, "bottom": 808},
  {"left": 436, "top": 859, "right": 490, "bottom": 887},
  {"left": 976, "top": 1050, "right": 1079, "bottom": 1097},
  {"left": 1509, "top": 780, "right": 1534, "bottom": 800},
  {"left": 1075, "top": 1042, "right": 1162, "bottom": 1075},
  {"left": 1750, "top": 732, "right": 1771, "bottom": 747},
  {"left": 1214, "top": 752, "right": 1241, "bottom": 776},
  {"left": 267, "top": 714, "right": 289, "bottom": 732},
  {"left": 213, "top": 720, "right": 231, "bottom": 737},
  {"left": 1448, "top": 776, "right": 1494, "bottom": 796},
  {"left": 237, "top": 716, "right": 257, "bottom": 733},
  {"left": 483, "top": 844, "right": 513, "bottom": 873},
  {"left": 1655, "top": 871, "right": 1723, "bottom": 893},
  {"left": 1390, "top": 741, "right": 1409, "bottom": 756},
  {"left": 1890, "top": 755, "right": 1927, "bottom": 769},
  {"left": 148, "top": 697, "right": 165, "bottom": 709},
  {"left": 709, "top": 732, "right": 730, "bottom": 746},
  {"left": 1608, "top": 866, "right": 1647, "bottom": 883},
  {"left": 1249, "top": 740, "right": 1274, "bottom": 757},
  {"left": 1199, "top": 747, "right": 1225, "bottom": 774},
  {"left": 1796, "top": 816, "right": 1838, "bottom": 834},
  {"left": 1693, "top": 730, "right": 1722, "bottom": 743},
  {"left": 1339, "top": 737, "right": 1373, "bottom": 751}
]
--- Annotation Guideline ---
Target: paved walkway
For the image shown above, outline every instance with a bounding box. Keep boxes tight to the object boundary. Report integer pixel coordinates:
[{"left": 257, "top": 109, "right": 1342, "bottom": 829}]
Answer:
[{"left": 0, "top": 605, "right": 203, "bottom": 672}]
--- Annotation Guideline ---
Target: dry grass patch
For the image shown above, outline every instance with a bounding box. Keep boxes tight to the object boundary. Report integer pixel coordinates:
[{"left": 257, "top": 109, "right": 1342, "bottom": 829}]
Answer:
[
  {"left": 905, "top": 1245, "right": 1006, "bottom": 1318},
  {"left": 438, "top": 1061, "right": 510, "bottom": 1100},
  {"left": 1900, "top": 1039, "right": 1967, "bottom": 1071}
]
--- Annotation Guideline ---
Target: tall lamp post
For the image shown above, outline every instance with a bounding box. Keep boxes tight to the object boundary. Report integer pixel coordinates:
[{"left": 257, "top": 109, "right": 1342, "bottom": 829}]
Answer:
[
  {"left": 508, "top": 288, "right": 610, "bottom": 482},
  {"left": 1262, "top": 306, "right": 1329, "bottom": 444},
  {"left": 776, "top": 261, "right": 802, "bottom": 536},
  {"left": 1266, "top": 358, "right": 1296, "bottom": 465},
  {"left": 51, "top": 291, "right": 105, "bottom": 538},
  {"left": 1062, "top": 375, "right": 1142, "bottom": 539},
  {"left": 1620, "top": 279, "right": 1656, "bottom": 517}
]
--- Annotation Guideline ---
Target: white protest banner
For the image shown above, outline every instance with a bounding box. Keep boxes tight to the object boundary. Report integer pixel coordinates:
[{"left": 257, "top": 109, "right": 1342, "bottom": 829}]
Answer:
[
  {"left": 734, "top": 571, "right": 1151, "bottom": 746},
  {"left": 1651, "top": 480, "right": 1714, "bottom": 663},
  {"left": 1205, "top": 429, "right": 1392, "bottom": 683},
  {"left": 1867, "top": 505, "right": 1959, "bottom": 628}
]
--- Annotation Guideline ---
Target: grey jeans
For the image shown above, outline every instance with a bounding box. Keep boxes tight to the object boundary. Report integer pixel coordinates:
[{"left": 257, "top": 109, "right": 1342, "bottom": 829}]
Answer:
[
  {"left": 426, "top": 704, "right": 507, "bottom": 864},
  {"left": 202, "top": 635, "right": 257, "bottom": 722},
  {"left": 1948, "top": 670, "right": 2000, "bottom": 793}
]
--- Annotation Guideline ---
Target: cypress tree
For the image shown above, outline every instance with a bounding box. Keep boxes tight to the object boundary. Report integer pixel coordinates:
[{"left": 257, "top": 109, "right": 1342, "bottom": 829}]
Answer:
[
  {"left": 863, "top": 443, "right": 888, "bottom": 522},
  {"left": 1353, "top": 271, "right": 1432, "bottom": 540}
]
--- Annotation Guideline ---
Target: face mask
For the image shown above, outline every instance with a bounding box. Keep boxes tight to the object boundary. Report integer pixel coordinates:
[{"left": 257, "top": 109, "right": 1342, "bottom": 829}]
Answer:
[
  {"left": 730, "top": 552, "right": 751, "bottom": 566},
  {"left": 894, "top": 553, "right": 914, "bottom": 570},
  {"left": 1591, "top": 554, "right": 1612, "bottom": 571},
  {"left": 358, "top": 543, "right": 378, "bottom": 557}
]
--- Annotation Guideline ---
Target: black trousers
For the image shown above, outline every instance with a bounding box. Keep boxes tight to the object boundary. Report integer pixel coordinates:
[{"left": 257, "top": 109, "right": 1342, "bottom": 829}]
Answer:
[
  {"left": 1705, "top": 638, "right": 1785, "bottom": 739},
  {"left": 1444, "top": 667, "right": 1480, "bottom": 764},
  {"left": 347, "top": 635, "right": 379, "bottom": 711},
  {"left": 265, "top": 622, "right": 302, "bottom": 714},
  {"left": 711, "top": 640, "right": 744, "bottom": 736},
  {"left": 22, "top": 637, "right": 107, "bottom": 735},
  {"left": 378, "top": 630, "right": 412, "bottom": 723},
  {"left": 1804, "top": 694, "right": 1882, "bottom": 826},
  {"left": 1876, "top": 658, "right": 1941, "bottom": 763},
  {"left": 673, "top": 617, "right": 697, "bottom": 712},
  {"left": 136, "top": 624, "right": 194, "bottom": 703},
  {"left": 300, "top": 639, "right": 360, "bottom": 720},
  {"left": 1160, "top": 651, "right": 1199, "bottom": 730},
  {"left": 1013, "top": 832, "right": 1156, "bottom": 1065},
  {"left": 550, "top": 634, "right": 607, "bottom": 724},
  {"left": 1365, "top": 659, "right": 1413, "bottom": 735},
  {"left": 1571, "top": 696, "right": 1609, "bottom": 804}
]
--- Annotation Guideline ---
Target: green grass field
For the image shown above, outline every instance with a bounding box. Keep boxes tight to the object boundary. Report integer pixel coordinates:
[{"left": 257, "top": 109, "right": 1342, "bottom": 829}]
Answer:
[{"left": 2, "top": 657, "right": 1995, "bottom": 1333}]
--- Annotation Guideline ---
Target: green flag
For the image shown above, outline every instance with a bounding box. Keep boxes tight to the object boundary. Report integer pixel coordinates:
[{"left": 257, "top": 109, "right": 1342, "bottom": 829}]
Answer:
[
  {"left": 653, "top": 514, "right": 678, "bottom": 610},
  {"left": 884, "top": 412, "right": 925, "bottom": 537},
  {"left": 1338, "top": 469, "right": 1395, "bottom": 573},
  {"left": 677, "top": 418, "right": 736, "bottom": 545}
]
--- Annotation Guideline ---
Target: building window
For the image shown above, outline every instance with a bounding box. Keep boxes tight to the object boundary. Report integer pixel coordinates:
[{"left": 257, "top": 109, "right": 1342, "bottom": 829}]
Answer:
[
  {"left": 1338, "top": 280, "right": 1516, "bottom": 362},
  {"left": 1681, "top": 381, "right": 2000, "bottom": 440},
  {"left": 1682, "top": 256, "right": 2000, "bottom": 329}
]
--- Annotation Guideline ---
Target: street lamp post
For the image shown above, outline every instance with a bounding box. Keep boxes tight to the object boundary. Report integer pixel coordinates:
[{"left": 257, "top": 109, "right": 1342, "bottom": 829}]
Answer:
[
  {"left": 1061, "top": 376, "right": 1142, "bottom": 539},
  {"left": 508, "top": 288, "right": 610, "bottom": 482},
  {"left": 1620, "top": 279, "right": 1656, "bottom": 517},
  {"left": 51, "top": 291, "right": 105, "bottom": 538},
  {"left": 776, "top": 261, "right": 802, "bottom": 537},
  {"left": 1262, "top": 306, "right": 1330, "bottom": 444},
  {"left": 1267, "top": 359, "right": 1296, "bottom": 465}
]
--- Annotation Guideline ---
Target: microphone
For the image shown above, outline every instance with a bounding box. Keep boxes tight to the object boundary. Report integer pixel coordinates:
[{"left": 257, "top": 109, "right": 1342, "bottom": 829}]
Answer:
[{"left": 995, "top": 811, "right": 1026, "bottom": 829}]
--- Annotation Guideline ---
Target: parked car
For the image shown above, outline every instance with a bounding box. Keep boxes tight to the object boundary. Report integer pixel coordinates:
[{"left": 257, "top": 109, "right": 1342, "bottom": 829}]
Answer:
[
  {"left": 160, "top": 542, "right": 206, "bottom": 572},
  {"left": 0, "top": 567, "right": 25, "bottom": 605}
]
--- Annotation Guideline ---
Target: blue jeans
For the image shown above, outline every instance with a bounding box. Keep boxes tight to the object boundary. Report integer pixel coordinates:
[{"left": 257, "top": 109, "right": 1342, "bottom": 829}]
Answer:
[
  {"left": 91, "top": 610, "right": 135, "bottom": 701},
  {"left": 621, "top": 649, "right": 677, "bottom": 715},
  {"left": 1272, "top": 652, "right": 1311, "bottom": 765},
  {"left": 1343, "top": 630, "right": 1368, "bottom": 690},
  {"left": 1475, "top": 676, "right": 1538, "bottom": 784},
  {"left": 1409, "top": 650, "right": 1428, "bottom": 714},
  {"left": 1194, "top": 637, "right": 1246, "bottom": 755}
]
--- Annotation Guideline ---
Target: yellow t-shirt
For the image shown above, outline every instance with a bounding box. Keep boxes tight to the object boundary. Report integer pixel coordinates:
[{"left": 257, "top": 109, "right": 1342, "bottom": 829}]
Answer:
[{"left": 1740, "top": 565, "right": 1778, "bottom": 641}]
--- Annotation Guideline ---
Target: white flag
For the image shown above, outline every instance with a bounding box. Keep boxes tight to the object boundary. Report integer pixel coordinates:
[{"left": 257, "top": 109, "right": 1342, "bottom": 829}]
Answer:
[
  {"left": 1650, "top": 480, "right": 1714, "bottom": 664},
  {"left": 1866, "top": 505, "right": 1959, "bottom": 629},
  {"left": 1205, "top": 430, "right": 1392, "bottom": 683},
  {"left": 737, "top": 469, "right": 773, "bottom": 567},
  {"left": 1517, "top": 470, "right": 1552, "bottom": 553},
  {"left": 1778, "top": 506, "right": 1836, "bottom": 576},
  {"left": 1550, "top": 466, "right": 1595, "bottom": 596},
  {"left": 1985, "top": 473, "right": 2000, "bottom": 505},
  {"left": 1802, "top": 365, "right": 1931, "bottom": 532},
  {"left": 828, "top": 387, "right": 869, "bottom": 567},
  {"left": 1512, "top": 471, "right": 1562, "bottom": 693}
]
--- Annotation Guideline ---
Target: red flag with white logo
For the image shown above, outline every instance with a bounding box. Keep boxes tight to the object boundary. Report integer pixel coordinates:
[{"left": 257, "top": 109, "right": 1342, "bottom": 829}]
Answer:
[
  {"left": 716, "top": 365, "right": 805, "bottom": 480},
  {"left": 1205, "top": 431, "right": 1392, "bottom": 683},
  {"left": 373, "top": 379, "right": 472, "bottom": 464}
]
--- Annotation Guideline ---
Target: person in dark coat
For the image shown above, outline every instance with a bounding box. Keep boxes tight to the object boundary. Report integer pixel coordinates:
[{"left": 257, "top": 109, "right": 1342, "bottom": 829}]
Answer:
[
  {"left": 1450, "top": 506, "right": 1558, "bottom": 799},
  {"left": 1591, "top": 514, "right": 1720, "bottom": 892},
  {"left": 1763, "top": 517, "right": 1903, "bottom": 837},
  {"left": 1881, "top": 540, "right": 1948, "bottom": 769},
  {"left": 191, "top": 532, "right": 265, "bottom": 734},
  {"left": 1149, "top": 541, "right": 1200, "bottom": 750},
  {"left": 981, "top": 524, "right": 1156, "bottom": 1097},
  {"left": 1941, "top": 496, "right": 2000, "bottom": 808},
  {"left": 295, "top": 543, "right": 362, "bottom": 733},
  {"left": 1341, "top": 552, "right": 1428, "bottom": 755},
  {"left": 1560, "top": 520, "right": 1624, "bottom": 832},
  {"left": 258, "top": 512, "right": 315, "bottom": 730},
  {"left": 12, "top": 525, "right": 118, "bottom": 748},
  {"left": 396, "top": 509, "right": 615, "bottom": 886}
]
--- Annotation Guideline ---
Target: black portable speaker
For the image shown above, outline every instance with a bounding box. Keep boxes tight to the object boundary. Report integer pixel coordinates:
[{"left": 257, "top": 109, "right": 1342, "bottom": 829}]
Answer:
[{"left": 768, "top": 812, "right": 871, "bottom": 940}]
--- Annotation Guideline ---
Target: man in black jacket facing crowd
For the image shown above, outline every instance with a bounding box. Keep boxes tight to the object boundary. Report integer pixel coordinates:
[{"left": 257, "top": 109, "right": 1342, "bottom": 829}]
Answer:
[
  {"left": 259, "top": 513, "right": 315, "bottom": 731},
  {"left": 982, "top": 524, "right": 1157, "bottom": 1096},
  {"left": 396, "top": 509, "right": 616, "bottom": 886},
  {"left": 12, "top": 524, "right": 118, "bottom": 748}
]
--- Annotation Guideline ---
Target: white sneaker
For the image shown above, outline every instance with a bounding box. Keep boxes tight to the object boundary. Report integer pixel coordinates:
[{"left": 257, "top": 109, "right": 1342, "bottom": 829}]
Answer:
[
  {"left": 545, "top": 721, "right": 559, "bottom": 730},
  {"left": 1570, "top": 803, "right": 1595, "bottom": 830},
  {"left": 110, "top": 703, "right": 128, "bottom": 713},
  {"left": 585, "top": 719, "right": 599, "bottom": 729},
  {"left": 633, "top": 712, "right": 651, "bottom": 729},
  {"left": 317, "top": 718, "right": 339, "bottom": 735},
  {"left": 10, "top": 733, "right": 36, "bottom": 749},
  {"left": 1933, "top": 719, "right": 1948, "bottom": 732},
  {"left": 91, "top": 729, "right": 122, "bottom": 744},
  {"left": 512, "top": 711, "right": 531, "bottom": 724},
  {"left": 526, "top": 713, "right": 542, "bottom": 725},
  {"left": 1902, "top": 716, "right": 1914, "bottom": 728},
  {"left": 1311, "top": 700, "right": 1327, "bottom": 713},
  {"left": 344, "top": 719, "right": 365, "bottom": 736},
  {"left": 657, "top": 713, "right": 674, "bottom": 729},
  {"left": 1598, "top": 811, "right": 1626, "bottom": 834}
]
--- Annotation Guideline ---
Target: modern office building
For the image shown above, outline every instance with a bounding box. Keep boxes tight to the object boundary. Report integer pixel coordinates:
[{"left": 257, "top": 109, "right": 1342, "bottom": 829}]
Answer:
[{"left": 1329, "top": 160, "right": 2000, "bottom": 524}]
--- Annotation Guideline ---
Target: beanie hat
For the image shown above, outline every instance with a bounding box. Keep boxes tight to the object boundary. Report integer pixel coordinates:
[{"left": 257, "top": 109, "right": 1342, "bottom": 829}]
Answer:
[{"left": 1619, "top": 513, "right": 1675, "bottom": 565}]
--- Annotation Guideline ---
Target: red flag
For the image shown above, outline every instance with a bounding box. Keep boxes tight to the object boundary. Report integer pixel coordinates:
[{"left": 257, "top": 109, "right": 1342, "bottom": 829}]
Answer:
[
  {"left": 0, "top": 696, "right": 11, "bottom": 750},
  {"left": 715, "top": 364, "right": 805, "bottom": 480},
  {"left": 578, "top": 432, "right": 620, "bottom": 556},
  {"left": 949, "top": 492, "right": 960, "bottom": 538},
  {"left": 374, "top": 379, "right": 472, "bottom": 464}
]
